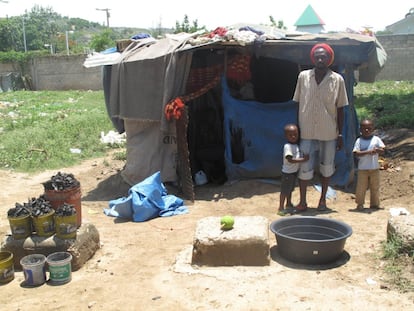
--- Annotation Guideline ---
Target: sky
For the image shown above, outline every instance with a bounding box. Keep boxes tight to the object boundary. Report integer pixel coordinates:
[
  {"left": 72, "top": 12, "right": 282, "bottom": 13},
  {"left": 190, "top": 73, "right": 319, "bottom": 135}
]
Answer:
[{"left": 0, "top": 0, "right": 412, "bottom": 32}]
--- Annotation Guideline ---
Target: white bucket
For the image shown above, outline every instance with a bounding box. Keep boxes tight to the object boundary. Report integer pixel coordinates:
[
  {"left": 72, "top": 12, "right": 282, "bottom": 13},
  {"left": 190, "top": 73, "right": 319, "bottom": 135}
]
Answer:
[
  {"left": 20, "top": 254, "right": 46, "bottom": 286},
  {"left": 46, "top": 252, "right": 72, "bottom": 285}
]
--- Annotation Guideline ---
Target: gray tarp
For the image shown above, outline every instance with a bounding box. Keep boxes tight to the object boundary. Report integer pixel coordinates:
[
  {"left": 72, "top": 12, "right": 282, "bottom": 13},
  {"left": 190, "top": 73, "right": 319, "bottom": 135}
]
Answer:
[{"left": 107, "top": 36, "right": 193, "bottom": 131}]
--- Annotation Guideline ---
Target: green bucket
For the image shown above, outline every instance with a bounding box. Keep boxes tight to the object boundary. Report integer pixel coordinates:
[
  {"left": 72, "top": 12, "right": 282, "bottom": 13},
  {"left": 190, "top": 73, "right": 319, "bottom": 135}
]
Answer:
[
  {"left": 32, "top": 210, "right": 55, "bottom": 237},
  {"left": 0, "top": 251, "right": 14, "bottom": 284},
  {"left": 8, "top": 214, "right": 32, "bottom": 240},
  {"left": 47, "top": 252, "right": 72, "bottom": 284}
]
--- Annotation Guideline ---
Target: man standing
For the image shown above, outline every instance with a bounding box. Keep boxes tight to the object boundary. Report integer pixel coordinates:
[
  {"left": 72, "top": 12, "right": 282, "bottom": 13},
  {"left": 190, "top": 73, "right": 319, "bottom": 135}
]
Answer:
[{"left": 292, "top": 43, "right": 348, "bottom": 212}]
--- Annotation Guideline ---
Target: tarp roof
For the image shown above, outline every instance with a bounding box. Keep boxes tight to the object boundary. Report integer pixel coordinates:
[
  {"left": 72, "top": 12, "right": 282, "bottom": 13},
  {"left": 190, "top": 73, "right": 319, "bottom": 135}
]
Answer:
[
  {"left": 85, "top": 28, "right": 386, "bottom": 82},
  {"left": 175, "top": 31, "right": 387, "bottom": 82}
]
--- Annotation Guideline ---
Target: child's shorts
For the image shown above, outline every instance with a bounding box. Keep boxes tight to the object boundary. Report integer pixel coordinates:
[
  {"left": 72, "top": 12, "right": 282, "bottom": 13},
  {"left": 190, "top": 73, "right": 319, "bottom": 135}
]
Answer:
[{"left": 281, "top": 172, "right": 297, "bottom": 195}]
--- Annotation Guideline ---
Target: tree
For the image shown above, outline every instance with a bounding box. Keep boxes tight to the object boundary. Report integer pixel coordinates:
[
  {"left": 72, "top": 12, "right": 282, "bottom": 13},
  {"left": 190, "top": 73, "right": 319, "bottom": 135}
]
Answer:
[
  {"left": 174, "top": 14, "right": 204, "bottom": 33},
  {"left": 90, "top": 29, "right": 116, "bottom": 52},
  {"left": 269, "top": 15, "right": 287, "bottom": 30},
  {"left": 0, "top": 18, "right": 18, "bottom": 52},
  {"left": 0, "top": 5, "right": 108, "bottom": 53}
]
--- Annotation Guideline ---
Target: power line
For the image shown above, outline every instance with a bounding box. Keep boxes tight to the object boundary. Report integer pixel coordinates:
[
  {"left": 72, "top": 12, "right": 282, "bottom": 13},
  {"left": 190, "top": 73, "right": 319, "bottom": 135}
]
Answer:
[{"left": 96, "top": 8, "right": 111, "bottom": 27}]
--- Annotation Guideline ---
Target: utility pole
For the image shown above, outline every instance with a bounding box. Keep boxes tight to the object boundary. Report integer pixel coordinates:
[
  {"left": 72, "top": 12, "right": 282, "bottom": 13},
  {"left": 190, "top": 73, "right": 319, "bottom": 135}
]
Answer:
[
  {"left": 96, "top": 8, "right": 111, "bottom": 27},
  {"left": 22, "top": 16, "right": 27, "bottom": 52}
]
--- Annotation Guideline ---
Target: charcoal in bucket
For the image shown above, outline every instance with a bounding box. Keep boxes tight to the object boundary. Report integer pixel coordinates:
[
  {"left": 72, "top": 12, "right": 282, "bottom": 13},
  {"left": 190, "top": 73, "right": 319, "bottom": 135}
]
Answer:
[
  {"left": 54, "top": 203, "right": 77, "bottom": 239},
  {"left": 30, "top": 196, "right": 55, "bottom": 237},
  {"left": 43, "top": 172, "right": 82, "bottom": 228},
  {"left": 7, "top": 203, "right": 32, "bottom": 240}
]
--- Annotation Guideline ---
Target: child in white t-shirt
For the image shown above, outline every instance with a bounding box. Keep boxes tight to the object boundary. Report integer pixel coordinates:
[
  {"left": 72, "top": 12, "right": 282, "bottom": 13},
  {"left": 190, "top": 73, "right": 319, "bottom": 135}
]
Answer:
[
  {"left": 353, "top": 119, "right": 385, "bottom": 211},
  {"left": 278, "top": 124, "right": 309, "bottom": 216}
]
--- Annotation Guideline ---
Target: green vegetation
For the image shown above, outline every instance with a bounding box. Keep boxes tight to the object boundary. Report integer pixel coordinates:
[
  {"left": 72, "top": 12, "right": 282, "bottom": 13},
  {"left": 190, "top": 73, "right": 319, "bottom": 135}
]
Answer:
[
  {"left": 0, "top": 90, "right": 122, "bottom": 172},
  {"left": 0, "top": 5, "right": 155, "bottom": 55},
  {"left": 0, "top": 5, "right": 205, "bottom": 56},
  {"left": 174, "top": 15, "right": 205, "bottom": 34},
  {"left": 0, "top": 80, "right": 412, "bottom": 173},
  {"left": 354, "top": 81, "right": 414, "bottom": 129},
  {"left": 381, "top": 234, "right": 414, "bottom": 292}
]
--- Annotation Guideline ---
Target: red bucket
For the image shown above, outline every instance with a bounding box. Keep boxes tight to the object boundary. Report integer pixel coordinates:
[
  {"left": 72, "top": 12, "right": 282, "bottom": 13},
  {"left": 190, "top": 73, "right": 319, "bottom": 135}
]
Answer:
[{"left": 44, "top": 186, "right": 82, "bottom": 228}]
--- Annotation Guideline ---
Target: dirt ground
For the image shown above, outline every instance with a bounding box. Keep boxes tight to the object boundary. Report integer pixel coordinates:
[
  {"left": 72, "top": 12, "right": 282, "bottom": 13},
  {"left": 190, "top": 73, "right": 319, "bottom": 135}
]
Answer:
[{"left": 0, "top": 129, "right": 413, "bottom": 311}]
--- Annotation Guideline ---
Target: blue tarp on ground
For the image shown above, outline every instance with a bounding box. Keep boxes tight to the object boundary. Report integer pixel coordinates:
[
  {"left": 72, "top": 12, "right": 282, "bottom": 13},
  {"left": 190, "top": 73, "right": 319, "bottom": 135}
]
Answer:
[
  {"left": 222, "top": 77, "right": 356, "bottom": 186},
  {"left": 104, "top": 171, "right": 188, "bottom": 222}
]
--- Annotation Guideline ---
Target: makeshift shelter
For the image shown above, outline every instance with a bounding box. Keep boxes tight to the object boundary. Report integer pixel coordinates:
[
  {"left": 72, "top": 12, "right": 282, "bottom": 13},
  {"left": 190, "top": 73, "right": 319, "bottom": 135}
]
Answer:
[{"left": 85, "top": 27, "right": 387, "bottom": 201}]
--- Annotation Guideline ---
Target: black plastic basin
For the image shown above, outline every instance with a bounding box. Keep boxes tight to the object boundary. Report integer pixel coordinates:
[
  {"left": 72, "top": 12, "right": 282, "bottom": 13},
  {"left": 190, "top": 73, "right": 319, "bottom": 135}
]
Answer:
[{"left": 270, "top": 216, "right": 352, "bottom": 265}]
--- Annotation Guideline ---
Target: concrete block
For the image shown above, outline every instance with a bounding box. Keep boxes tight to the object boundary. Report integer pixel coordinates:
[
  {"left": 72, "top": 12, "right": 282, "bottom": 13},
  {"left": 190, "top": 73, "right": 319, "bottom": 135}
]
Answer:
[
  {"left": 1, "top": 223, "right": 100, "bottom": 271},
  {"left": 191, "top": 216, "right": 270, "bottom": 266},
  {"left": 387, "top": 212, "right": 414, "bottom": 251}
]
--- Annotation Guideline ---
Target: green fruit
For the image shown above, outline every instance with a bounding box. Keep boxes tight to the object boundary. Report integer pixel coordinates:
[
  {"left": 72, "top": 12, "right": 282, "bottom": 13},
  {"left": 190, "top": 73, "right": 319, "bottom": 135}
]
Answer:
[{"left": 220, "top": 215, "right": 234, "bottom": 230}]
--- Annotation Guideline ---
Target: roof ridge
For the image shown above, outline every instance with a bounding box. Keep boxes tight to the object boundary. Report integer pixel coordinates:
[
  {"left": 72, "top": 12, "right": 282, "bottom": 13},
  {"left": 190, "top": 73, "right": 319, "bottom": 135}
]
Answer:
[{"left": 294, "top": 4, "right": 325, "bottom": 26}]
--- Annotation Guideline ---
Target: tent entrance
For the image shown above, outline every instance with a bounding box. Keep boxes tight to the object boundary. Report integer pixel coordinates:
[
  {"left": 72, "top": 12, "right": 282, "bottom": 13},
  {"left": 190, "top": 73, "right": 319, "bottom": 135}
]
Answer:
[{"left": 184, "top": 50, "right": 301, "bottom": 190}]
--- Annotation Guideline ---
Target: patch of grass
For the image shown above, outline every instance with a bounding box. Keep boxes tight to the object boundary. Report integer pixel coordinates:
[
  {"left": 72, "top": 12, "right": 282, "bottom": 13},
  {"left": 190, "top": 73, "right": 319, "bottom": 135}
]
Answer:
[
  {"left": 380, "top": 234, "right": 414, "bottom": 292},
  {"left": 113, "top": 150, "right": 127, "bottom": 161},
  {"left": 354, "top": 81, "right": 414, "bottom": 129},
  {"left": 0, "top": 81, "right": 412, "bottom": 172},
  {"left": 0, "top": 90, "right": 124, "bottom": 172}
]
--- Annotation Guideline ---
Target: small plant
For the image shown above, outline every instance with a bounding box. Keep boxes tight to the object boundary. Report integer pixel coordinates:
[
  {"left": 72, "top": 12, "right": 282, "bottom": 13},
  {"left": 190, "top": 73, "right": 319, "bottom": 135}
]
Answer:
[
  {"left": 380, "top": 234, "right": 414, "bottom": 292},
  {"left": 113, "top": 150, "right": 127, "bottom": 161},
  {"left": 382, "top": 234, "right": 405, "bottom": 259}
]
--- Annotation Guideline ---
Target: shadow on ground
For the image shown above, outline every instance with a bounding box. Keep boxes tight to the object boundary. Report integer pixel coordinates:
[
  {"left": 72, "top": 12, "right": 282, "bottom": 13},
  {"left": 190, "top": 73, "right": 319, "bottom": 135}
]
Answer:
[
  {"left": 82, "top": 172, "right": 130, "bottom": 201},
  {"left": 270, "top": 245, "right": 351, "bottom": 270}
]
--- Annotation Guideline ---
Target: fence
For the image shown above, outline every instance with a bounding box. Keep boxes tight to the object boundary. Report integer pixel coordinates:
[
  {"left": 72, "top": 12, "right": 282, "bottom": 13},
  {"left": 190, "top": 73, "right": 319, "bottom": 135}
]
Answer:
[{"left": 376, "top": 34, "right": 414, "bottom": 81}]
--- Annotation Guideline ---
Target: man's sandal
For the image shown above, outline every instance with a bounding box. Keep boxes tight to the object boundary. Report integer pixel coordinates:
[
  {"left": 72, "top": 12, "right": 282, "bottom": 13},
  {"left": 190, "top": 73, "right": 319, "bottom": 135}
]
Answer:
[
  {"left": 317, "top": 203, "right": 331, "bottom": 212},
  {"left": 294, "top": 203, "right": 308, "bottom": 212}
]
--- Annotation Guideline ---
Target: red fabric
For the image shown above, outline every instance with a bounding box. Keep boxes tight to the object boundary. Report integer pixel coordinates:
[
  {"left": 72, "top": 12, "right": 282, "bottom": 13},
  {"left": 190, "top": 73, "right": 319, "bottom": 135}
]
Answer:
[
  {"left": 164, "top": 75, "right": 221, "bottom": 121},
  {"left": 164, "top": 97, "right": 185, "bottom": 121},
  {"left": 208, "top": 27, "right": 227, "bottom": 38},
  {"left": 310, "top": 43, "right": 334, "bottom": 66},
  {"left": 226, "top": 55, "right": 251, "bottom": 83}
]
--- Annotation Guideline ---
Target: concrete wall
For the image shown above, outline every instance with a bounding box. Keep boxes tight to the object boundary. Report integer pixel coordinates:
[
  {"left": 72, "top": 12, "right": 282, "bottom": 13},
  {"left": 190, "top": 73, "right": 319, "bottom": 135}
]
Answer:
[
  {"left": 30, "top": 55, "right": 102, "bottom": 90},
  {"left": 0, "top": 54, "right": 102, "bottom": 91},
  {"left": 376, "top": 34, "right": 414, "bottom": 81}
]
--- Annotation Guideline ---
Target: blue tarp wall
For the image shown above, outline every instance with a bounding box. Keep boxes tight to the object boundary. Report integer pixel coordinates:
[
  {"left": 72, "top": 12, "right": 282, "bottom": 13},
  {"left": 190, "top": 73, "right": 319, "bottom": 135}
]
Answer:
[{"left": 222, "top": 77, "right": 357, "bottom": 187}]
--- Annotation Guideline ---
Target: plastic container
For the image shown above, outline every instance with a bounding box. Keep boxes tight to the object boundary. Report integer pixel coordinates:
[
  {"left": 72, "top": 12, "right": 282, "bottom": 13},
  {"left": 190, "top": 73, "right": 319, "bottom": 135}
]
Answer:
[
  {"left": 47, "top": 252, "right": 72, "bottom": 284},
  {"left": 270, "top": 216, "right": 352, "bottom": 265},
  {"left": 32, "top": 210, "right": 55, "bottom": 237},
  {"left": 44, "top": 186, "right": 82, "bottom": 228},
  {"left": 8, "top": 214, "right": 32, "bottom": 240},
  {"left": 54, "top": 214, "right": 77, "bottom": 239},
  {"left": 0, "top": 251, "right": 14, "bottom": 284},
  {"left": 20, "top": 254, "right": 47, "bottom": 286}
]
